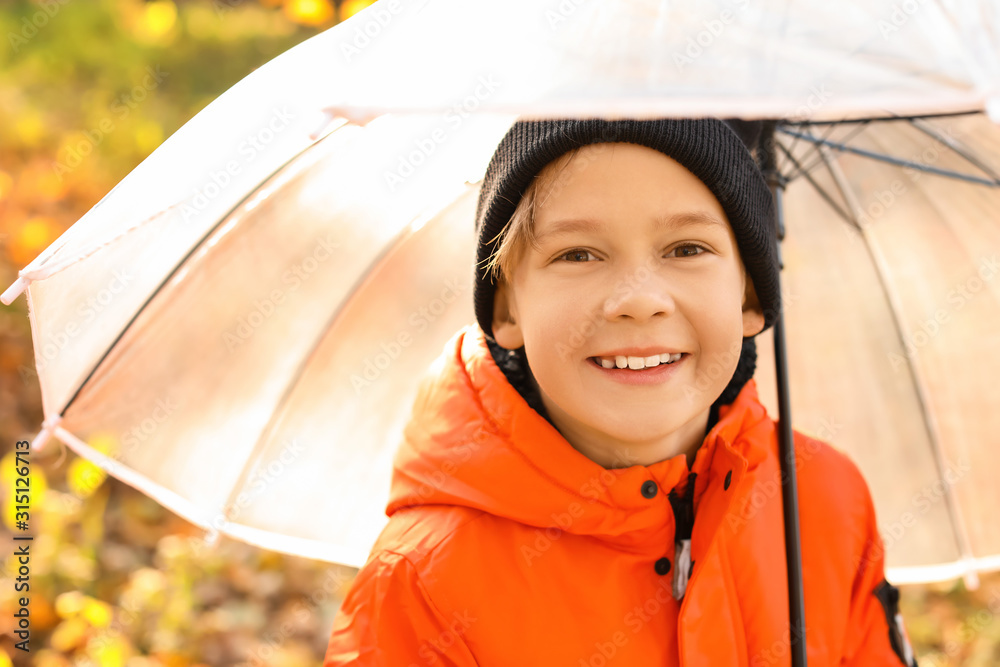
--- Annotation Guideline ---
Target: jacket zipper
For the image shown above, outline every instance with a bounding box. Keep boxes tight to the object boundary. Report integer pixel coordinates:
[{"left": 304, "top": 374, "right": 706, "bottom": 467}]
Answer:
[{"left": 667, "top": 471, "right": 697, "bottom": 601}]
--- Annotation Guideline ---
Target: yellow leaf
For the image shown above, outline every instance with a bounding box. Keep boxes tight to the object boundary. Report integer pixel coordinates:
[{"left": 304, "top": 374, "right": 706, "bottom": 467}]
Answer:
[
  {"left": 134, "top": 120, "right": 164, "bottom": 154},
  {"left": 143, "top": 1, "right": 178, "bottom": 37},
  {"left": 1, "top": 449, "right": 48, "bottom": 532},
  {"left": 67, "top": 458, "right": 107, "bottom": 499},
  {"left": 81, "top": 598, "right": 113, "bottom": 628},
  {"left": 67, "top": 433, "right": 119, "bottom": 499},
  {"left": 18, "top": 217, "right": 54, "bottom": 247},
  {"left": 55, "top": 590, "right": 86, "bottom": 618},
  {"left": 86, "top": 632, "right": 132, "bottom": 667},
  {"left": 341, "top": 0, "right": 374, "bottom": 19},
  {"left": 124, "top": 568, "right": 167, "bottom": 606},
  {"left": 284, "top": 0, "right": 334, "bottom": 26},
  {"left": 14, "top": 113, "right": 46, "bottom": 148},
  {"left": 9, "top": 216, "right": 60, "bottom": 267},
  {"left": 0, "top": 647, "right": 11, "bottom": 667},
  {"left": 50, "top": 617, "right": 89, "bottom": 652}
]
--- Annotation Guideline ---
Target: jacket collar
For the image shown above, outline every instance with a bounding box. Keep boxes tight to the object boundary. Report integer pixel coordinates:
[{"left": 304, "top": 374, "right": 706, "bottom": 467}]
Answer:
[{"left": 388, "top": 324, "right": 774, "bottom": 554}]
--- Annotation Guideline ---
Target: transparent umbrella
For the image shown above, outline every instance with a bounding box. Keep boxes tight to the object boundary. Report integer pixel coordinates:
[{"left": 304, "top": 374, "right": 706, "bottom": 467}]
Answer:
[{"left": 3, "top": 2, "right": 999, "bottom": 665}]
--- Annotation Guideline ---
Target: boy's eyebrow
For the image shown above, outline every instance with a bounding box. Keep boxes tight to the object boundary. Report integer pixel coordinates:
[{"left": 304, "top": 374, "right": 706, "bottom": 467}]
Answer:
[{"left": 535, "top": 211, "right": 728, "bottom": 242}]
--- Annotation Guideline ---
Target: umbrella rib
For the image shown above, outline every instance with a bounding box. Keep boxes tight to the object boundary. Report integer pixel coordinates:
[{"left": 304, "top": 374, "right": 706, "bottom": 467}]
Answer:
[
  {"left": 793, "top": 121, "right": 873, "bottom": 180},
  {"left": 774, "top": 125, "right": 801, "bottom": 180},
  {"left": 780, "top": 129, "right": 1000, "bottom": 187},
  {"left": 52, "top": 120, "right": 354, "bottom": 420},
  {"left": 217, "top": 180, "right": 482, "bottom": 524},
  {"left": 908, "top": 117, "right": 1000, "bottom": 185},
  {"left": 788, "top": 121, "right": 841, "bottom": 180},
  {"left": 775, "top": 141, "right": 857, "bottom": 229},
  {"left": 775, "top": 120, "right": 823, "bottom": 182},
  {"left": 815, "top": 145, "right": 981, "bottom": 589},
  {"left": 775, "top": 127, "right": 817, "bottom": 185},
  {"left": 791, "top": 110, "right": 981, "bottom": 125},
  {"left": 778, "top": 121, "right": 869, "bottom": 186}
]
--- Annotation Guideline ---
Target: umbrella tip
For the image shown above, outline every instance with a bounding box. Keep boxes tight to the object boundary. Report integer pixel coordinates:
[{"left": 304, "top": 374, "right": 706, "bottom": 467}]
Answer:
[
  {"left": 2, "top": 275, "right": 29, "bottom": 306},
  {"left": 30, "top": 414, "right": 64, "bottom": 452}
]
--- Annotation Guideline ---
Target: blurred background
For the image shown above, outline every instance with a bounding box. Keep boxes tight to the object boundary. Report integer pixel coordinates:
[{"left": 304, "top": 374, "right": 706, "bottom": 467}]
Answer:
[{"left": 0, "top": 1, "right": 997, "bottom": 665}]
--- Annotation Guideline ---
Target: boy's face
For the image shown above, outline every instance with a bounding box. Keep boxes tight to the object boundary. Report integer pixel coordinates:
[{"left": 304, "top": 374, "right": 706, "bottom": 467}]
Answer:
[{"left": 492, "top": 142, "right": 765, "bottom": 468}]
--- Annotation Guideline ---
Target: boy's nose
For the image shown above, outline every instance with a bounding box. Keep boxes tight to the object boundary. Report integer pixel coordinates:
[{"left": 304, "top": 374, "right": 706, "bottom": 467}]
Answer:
[{"left": 601, "top": 268, "right": 678, "bottom": 322}]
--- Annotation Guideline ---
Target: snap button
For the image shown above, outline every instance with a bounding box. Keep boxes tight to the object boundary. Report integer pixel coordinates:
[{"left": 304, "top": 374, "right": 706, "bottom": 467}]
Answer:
[
  {"left": 724, "top": 470, "right": 732, "bottom": 490},
  {"left": 640, "top": 480, "right": 658, "bottom": 498},
  {"left": 654, "top": 557, "right": 671, "bottom": 575}
]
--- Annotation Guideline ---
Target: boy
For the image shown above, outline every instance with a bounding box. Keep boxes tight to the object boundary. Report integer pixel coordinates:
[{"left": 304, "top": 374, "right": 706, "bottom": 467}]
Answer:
[{"left": 323, "top": 118, "right": 918, "bottom": 666}]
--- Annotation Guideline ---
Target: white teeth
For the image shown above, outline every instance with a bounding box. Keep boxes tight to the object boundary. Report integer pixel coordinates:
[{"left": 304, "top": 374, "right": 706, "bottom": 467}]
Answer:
[{"left": 598, "top": 352, "right": 683, "bottom": 369}]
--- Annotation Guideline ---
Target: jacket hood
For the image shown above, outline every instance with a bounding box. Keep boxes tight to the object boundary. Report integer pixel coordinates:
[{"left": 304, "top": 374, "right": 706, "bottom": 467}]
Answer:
[{"left": 387, "top": 324, "right": 775, "bottom": 551}]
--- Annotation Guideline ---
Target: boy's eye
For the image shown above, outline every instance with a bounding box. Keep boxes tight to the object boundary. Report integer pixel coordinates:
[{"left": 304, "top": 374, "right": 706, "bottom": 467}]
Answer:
[
  {"left": 671, "top": 244, "right": 707, "bottom": 258},
  {"left": 557, "top": 249, "right": 598, "bottom": 262},
  {"left": 555, "top": 244, "right": 708, "bottom": 263}
]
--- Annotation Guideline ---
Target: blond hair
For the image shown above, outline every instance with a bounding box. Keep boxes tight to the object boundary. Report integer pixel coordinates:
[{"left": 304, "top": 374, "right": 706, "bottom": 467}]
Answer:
[{"left": 481, "top": 146, "right": 585, "bottom": 286}]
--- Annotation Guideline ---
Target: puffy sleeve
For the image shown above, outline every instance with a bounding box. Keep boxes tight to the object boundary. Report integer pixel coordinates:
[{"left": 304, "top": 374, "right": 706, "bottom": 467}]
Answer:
[
  {"left": 839, "top": 477, "right": 919, "bottom": 666},
  {"left": 323, "top": 550, "right": 479, "bottom": 666}
]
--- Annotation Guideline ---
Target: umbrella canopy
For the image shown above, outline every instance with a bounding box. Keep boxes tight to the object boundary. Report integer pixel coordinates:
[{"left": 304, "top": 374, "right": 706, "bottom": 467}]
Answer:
[
  {"left": 310, "top": 0, "right": 999, "bottom": 123},
  {"left": 3, "top": 0, "right": 999, "bottom": 584},
  {"left": 4, "top": 111, "right": 516, "bottom": 567},
  {"left": 752, "top": 111, "right": 1000, "bottom": 585}
]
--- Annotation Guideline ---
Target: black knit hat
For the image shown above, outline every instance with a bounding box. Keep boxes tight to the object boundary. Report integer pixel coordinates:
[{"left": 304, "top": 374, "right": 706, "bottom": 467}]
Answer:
[{"left": 473, "top": 117, "right": 780, "bottom": 410}]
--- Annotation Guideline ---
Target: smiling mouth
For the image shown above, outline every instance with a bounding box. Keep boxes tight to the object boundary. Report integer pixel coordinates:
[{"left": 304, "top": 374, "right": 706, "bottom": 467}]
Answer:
[{"left": 589, "top": 353, "right": 687, "bottom": 370}]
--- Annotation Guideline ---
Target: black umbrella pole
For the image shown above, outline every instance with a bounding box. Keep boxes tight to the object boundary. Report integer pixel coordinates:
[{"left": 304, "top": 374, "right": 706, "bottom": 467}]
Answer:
[
  {"left": 761, "top": 122, "right": 808, "bottom": 667},
  {"left": 772, "top": 281, "right": 808, "bottom": 667}
]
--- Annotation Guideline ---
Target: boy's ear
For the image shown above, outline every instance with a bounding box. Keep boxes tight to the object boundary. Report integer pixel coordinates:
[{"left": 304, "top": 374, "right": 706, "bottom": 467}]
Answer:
[
  {"left": 742, "top": 274, "right": 766, "bottom": 337},
  {"left": 492, "top": 280, "right": 525, "bottom": 350}
]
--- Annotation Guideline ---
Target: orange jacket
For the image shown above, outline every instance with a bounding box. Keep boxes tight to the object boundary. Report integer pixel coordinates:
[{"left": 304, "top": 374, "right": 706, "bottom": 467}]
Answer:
[{"left": 324, "top": 324, "right": 916, "bottom": 666}]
